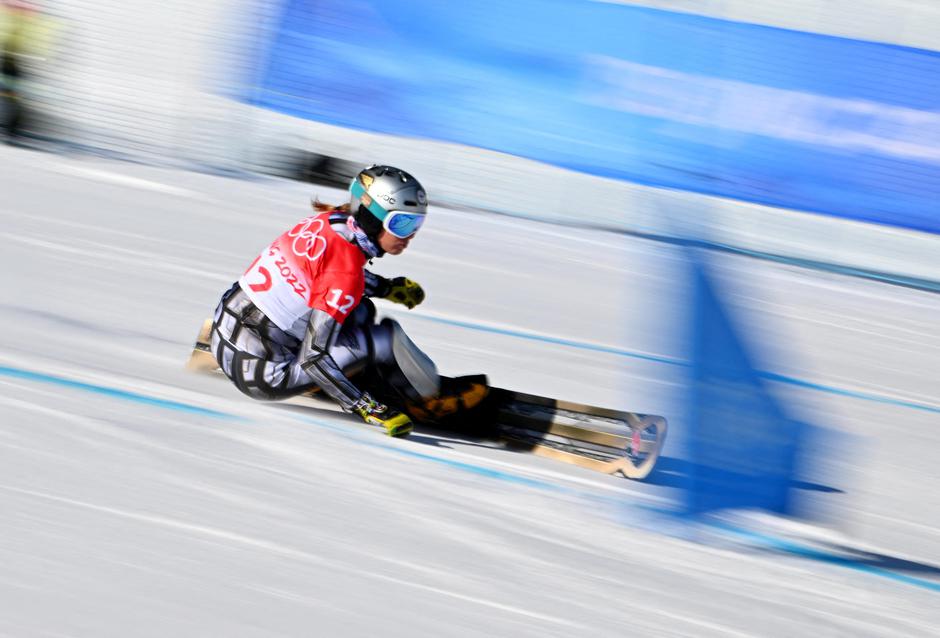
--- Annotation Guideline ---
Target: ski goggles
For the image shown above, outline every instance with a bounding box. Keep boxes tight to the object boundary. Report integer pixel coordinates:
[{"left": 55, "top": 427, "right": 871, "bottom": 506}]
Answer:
[
  {"left": 382, "top": 210, "right": 426, "bottom": 238},
  {"left": 351, "top": 179, "right": 427, "bottom": 238}
]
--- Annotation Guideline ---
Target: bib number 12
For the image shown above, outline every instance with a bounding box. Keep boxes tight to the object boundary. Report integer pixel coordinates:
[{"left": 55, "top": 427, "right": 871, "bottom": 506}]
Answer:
[{"left": 326, "top": 289, "right": 356, "bottom": 315}]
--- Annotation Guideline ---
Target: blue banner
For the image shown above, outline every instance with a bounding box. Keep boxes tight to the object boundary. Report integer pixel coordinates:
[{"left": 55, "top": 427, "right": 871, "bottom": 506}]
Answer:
[{"left": 247, "top": 1, "right": 940, "bottom": 234}]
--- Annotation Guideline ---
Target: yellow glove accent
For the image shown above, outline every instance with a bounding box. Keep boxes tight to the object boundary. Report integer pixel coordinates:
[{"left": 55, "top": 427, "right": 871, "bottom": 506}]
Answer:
[{"left": 385, "top": 277, "right": 425, "bottom": 310}]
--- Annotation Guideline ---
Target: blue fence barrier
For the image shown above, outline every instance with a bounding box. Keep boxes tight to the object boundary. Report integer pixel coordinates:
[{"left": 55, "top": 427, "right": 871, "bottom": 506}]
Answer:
[{"left": 245, "top": 1, "right": 940, "bottom": 234}]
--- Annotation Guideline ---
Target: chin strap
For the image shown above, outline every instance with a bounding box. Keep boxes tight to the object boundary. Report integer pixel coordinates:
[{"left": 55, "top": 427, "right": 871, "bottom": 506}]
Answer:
[{"left": 346, "top": 215, "right": 382, "bottom": 258}]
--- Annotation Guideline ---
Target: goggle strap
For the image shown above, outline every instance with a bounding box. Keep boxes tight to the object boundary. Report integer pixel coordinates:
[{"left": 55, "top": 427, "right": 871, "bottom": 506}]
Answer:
[{"left": 350, "top": 179, "right": 389, "bottom": 221}]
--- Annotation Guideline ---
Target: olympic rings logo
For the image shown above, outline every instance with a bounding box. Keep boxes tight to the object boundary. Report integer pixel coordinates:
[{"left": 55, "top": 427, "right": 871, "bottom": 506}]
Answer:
[{"left": 287, "top": 217, "right": 328, "bottom": 261}]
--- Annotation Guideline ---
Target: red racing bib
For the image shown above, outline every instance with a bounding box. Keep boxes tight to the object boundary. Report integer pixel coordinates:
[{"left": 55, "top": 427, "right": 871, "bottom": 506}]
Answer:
[{"left": 239, "top": 213, "right": 367, "bottom": 337}]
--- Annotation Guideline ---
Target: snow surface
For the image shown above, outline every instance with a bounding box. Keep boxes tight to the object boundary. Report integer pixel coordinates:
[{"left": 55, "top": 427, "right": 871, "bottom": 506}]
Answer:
[{"left": 1, "top": 145, "right": 938, "bottom": 636}]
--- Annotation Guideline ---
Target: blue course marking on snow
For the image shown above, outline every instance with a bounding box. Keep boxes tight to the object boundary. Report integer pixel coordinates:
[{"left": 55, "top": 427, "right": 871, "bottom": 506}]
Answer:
[
  {"left": 292, "top": 413, "right": 567, "bottom": 492},
  {"left": 761, "top": 372, "right": 940, "bottom": 415},
  {"left": 376, "top": 444, "right": 567, "bottom": 492},
  {"left": 408, "top": 313, "right": 940, "bottom": 415},
  {"left": 636, "top": 505, "right": 940, "bottom": 594},
  {"left": 711, "top": 522, "right": 940, "bottom": 594},
  {"left": 4, "top": 362, "right": 934, "bottom": 593},
  {"left": 710, "top": 242, "right": 940, "bottom": 294},
  {"left": 407, "top": 313, "right": 685, "bottom": 366},
  {"left": 0, "top": 365, "right": 237, "bottom": 419},
  {"left": 301, "top": 411, "right": 940, "bottom": 594}
]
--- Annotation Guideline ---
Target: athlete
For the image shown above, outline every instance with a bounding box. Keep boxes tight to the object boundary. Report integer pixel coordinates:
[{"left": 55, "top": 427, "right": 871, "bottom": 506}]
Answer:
[{"left": 210, "top": 165, "right": 436, "bottom": 437}]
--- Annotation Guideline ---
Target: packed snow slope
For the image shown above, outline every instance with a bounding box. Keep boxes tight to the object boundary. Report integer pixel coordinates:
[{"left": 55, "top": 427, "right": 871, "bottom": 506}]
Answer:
[{"left": 1, "top": 146, "right": 938, "bottom": 637}]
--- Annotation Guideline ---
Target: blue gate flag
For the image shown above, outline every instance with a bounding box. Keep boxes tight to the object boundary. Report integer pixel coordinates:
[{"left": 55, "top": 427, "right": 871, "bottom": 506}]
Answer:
[
  {"left": 246, "top": 0, "right": 940, "bottom": 234},
  {"left": 684, "top": 254, "right": 807, "bottom": 516}
]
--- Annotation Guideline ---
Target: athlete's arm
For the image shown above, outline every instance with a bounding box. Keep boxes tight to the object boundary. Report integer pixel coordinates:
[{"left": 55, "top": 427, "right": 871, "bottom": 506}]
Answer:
[
  {"left": 297, "top": 308, "right": 363, "bottom": 411},
  {"left": 364, "top": 270, "right": 424, "bottom": 309},
  {"left": 363, "top": 269, "right": 391, "bottom": 298}
]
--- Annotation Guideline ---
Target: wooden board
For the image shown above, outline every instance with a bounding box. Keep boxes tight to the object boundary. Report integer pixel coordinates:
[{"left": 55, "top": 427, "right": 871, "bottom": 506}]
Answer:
[{"left": 185, "top": 319, "right": 215, "bottom": 372}]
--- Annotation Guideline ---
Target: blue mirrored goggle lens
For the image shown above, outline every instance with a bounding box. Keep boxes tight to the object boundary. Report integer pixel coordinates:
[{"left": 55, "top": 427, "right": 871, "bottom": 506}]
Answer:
[{"left": 385, "top": 212, "right": 425, "bottom": 238}]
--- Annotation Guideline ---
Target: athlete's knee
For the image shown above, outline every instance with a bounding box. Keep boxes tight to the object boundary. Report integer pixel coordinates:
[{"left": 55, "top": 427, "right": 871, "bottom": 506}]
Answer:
[
  {"left": 371, "top": 318, "right": 440, "bottom": 402},
  {"left": 229, "top": 368, "right": 297, "bottom": 401}
]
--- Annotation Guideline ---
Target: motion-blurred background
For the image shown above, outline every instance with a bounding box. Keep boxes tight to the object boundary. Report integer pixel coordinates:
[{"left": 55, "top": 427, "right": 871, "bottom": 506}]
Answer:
[{"left": 5, "top": 0, "right": 939, "bottom": 266}]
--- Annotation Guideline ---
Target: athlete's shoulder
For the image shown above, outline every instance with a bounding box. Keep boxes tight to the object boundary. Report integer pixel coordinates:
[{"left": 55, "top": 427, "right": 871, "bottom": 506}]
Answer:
[
  {"left": 277, "top": 213, "right": 340, "bottom": 256},
  {"left": 320, "top": 214, "right": 367, "bottom": 267}
]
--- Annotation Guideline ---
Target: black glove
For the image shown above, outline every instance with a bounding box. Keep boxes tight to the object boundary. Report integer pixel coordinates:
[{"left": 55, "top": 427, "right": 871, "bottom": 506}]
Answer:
[{"left": 383, "top": 277, "right": 425, "bottom": 310}]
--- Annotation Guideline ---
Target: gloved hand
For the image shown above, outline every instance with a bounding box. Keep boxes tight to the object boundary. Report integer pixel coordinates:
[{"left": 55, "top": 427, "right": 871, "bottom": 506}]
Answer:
[
  {"left": 384, "top": 277, "right": 425, "bottom": 310},
  {"left": 351, "top": 393, "right": 413, "bottom": 438}
]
